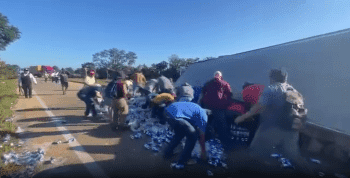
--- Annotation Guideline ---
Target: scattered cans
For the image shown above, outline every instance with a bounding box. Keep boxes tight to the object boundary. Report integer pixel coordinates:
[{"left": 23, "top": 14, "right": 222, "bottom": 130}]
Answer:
[
  {"left": 270, "top": 153, "right": 282, "bottom": 159},
  {"left": 279, "top": 158, "right": 294, "bottom": 169},
  {"left": 68, "top": 138, "right": 75, "bottom": 143},
  {"left": 310, "top": 158, "right": 321, "bottom": 164},
  {"left": 207, "top": 170, "right": 214, "bottom": 176}
]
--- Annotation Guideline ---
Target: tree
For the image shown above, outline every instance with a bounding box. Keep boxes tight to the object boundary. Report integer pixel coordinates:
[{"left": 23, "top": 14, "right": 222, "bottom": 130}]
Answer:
[
  {"left": 0, "top": 59, "right": 17, "bottom": 79},
  {"left": 52, "top": 66, "right": 60, "bottom": 72},
  {"left": 74, "top": 68, "right": 82, "bottom": 74},
  {"left": 0, "top": 13, "right": 21, "bottom": 51},
  {"left": 156, "top": 61, "right": 168, "bottom": 73},
  {"left": 81, "top": 62, "right": 95, "bottom": 70},
  {"left": 92, "top": 48, "right": 137, "bottom": 71},
  {"left": 168, "top": 54, "right": 184, "bottom": 72},
  {"left": 64, "top": 67, "right": 74, "bottom": 74}
]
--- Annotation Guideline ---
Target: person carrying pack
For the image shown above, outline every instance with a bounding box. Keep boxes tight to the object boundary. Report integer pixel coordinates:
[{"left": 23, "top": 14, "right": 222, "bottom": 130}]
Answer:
[
  {"left": 243, "top": 68, "right": 312, "bottom": 176},
  {"left": 18, "top": 68, "right": 37, "bottom": 98},
  {"left": 59, "top": 68, "right": 70, "bottom": 95}
]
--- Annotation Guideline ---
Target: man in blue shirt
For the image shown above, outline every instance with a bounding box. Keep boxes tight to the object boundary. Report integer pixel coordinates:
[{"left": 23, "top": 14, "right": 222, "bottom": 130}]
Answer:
[{"left": 163, "top": 102, "right": 209, "bottom": 169}]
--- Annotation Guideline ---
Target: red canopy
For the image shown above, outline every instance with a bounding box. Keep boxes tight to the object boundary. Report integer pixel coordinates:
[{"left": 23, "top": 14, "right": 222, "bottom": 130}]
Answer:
[{"left": 44, "top": 66, "right": 54, "bottom": 71}]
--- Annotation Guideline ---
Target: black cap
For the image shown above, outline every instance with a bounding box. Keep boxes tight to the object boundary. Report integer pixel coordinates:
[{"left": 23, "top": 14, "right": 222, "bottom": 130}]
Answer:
[{"left": 24, "top": 68, "right": 29, "bottom": 71}]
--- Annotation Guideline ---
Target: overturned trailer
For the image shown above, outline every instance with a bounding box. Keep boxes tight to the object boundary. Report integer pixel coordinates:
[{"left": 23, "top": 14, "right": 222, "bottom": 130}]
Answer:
[{"left": 175, "top": 28, "right": 350, "bottom": 163}]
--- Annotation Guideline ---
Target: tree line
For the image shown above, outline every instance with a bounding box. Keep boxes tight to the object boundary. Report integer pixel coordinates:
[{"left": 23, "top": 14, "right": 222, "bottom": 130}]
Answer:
[{"left": 0, "top": 12, "right": 215, "bottom": 82}]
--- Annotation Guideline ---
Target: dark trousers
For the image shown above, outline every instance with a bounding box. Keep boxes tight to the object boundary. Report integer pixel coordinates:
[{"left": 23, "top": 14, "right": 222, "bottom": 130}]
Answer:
[
  {"left": 22, "top": 84, "right": 32, "bottom": 98},
  {"left": 77, "top": 92, "right": 97, "bottom": 116},
  {"left": 164, "top": 118, "right": 199, "bottom": 165},
  {"left": 151, "top": 105, "right": 166, "bottom": 124},
  {"left": 207, "top": 109, "right": 232, "bottom": 151},
  {"left": 61, "top": 81, "right": 68, "bottom": 94}
]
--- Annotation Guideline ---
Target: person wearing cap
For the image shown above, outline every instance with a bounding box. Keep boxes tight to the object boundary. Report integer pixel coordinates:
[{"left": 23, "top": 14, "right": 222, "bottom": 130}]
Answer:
[
  {"left": 243, "top": 68, "right": 312, "bottom": 175},
  {"left": 77, "top": 84, "right": 104, "bottom": 117},
  {"left": 18, "top": 68, "right": 37, "bottom": 98},
  {"left": 83, "top": 68, "right": 96, "bottom": 87},
  {"left": 59, "top": 68, "right": 71, "bottom": 95},
  {"left": 130, "top": 69, "right": 146, "bottom": 97},
  {"left": 155, "top": 75, "right": 176, "bottom": 97},
  {"left": 175, "top": 82, "right": 194, "bottom": 102},
  {"left": 162, "top": 102, "right": 209, "bottom": 169},
  {"left": 197, "top": 71, "right": 233, "bottom": 150}
]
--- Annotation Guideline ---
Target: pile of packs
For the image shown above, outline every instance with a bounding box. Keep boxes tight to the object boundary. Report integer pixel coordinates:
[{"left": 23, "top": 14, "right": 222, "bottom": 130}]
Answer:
[{"left": 126, "top": 96, "right": 228, "bottom": 169}]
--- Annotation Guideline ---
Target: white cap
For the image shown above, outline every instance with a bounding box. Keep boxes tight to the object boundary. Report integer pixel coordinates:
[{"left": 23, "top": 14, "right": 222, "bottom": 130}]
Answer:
[
  {"left": 214, "top": 71, "right": 222, "bottom": 78},
  {"left": 95, "top": 84, "right": 101, "bottom": 87}
]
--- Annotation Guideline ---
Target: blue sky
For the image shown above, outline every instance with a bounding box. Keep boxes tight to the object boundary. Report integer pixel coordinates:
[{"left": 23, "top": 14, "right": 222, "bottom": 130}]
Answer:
[{"left": 0, "top": 0, "right": 349, "bottom": 69}]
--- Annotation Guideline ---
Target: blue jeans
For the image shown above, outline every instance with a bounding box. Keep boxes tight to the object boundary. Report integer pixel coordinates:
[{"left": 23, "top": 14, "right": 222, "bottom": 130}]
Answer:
[
  {"left": 164, "top": 118, "right": 199, "bottom": 165},
  {"left": 177, "top": 96, "right": 194, "bottom": 102},
  {"left": 77, "top": 91, "right": 97, "bottom": 116}
]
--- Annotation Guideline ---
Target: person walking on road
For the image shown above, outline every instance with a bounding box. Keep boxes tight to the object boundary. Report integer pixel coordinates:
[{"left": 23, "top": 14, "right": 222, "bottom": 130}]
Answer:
[
  {"left": 18, "top": 68, "right": 37, "bottom": 98},
  {"left": 59, "top": 68, "right": 70, "bottom": 95},
  {"left": 44, "top": 71, "right": 49, "bottom": 83},
  {"left": 163, "top": 102, "right": 209, "bottom": 169}
]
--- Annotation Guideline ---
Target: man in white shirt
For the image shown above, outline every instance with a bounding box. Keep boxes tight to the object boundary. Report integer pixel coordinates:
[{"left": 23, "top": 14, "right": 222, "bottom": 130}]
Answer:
[{"left": 18, "top": 68, "right": 37, "bottom": 98}]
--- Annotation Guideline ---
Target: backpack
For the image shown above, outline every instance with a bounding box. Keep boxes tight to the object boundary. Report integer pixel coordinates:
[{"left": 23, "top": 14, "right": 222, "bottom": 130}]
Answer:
[
  {"left": 280, "top": 83, "right": 308, "bottom": 130},
  {"left": 105, "top": 81, "right": 118, "bottom": 99}
]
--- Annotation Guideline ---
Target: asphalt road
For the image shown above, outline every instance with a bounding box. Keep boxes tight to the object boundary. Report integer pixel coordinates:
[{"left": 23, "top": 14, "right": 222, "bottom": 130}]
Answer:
[{"left": 11, "top": 78, "right": 349, "bottom": 178}]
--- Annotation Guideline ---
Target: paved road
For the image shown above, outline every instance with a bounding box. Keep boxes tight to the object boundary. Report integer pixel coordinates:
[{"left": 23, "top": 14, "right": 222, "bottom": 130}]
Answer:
[{"left": 11, "top": 78, "right": 349, "bottom": 178}]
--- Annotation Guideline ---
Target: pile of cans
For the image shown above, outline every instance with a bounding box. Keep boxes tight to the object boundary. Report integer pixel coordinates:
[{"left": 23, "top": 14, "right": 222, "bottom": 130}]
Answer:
[
  {"left": 126, "top": 96, "right": 226, "bottom": 169},
  {"left": 230, "top": 124, "right": 250, "bottom": 142}
]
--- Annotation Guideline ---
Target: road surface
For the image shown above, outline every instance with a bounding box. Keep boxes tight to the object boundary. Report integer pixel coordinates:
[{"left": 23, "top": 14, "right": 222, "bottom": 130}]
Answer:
[{"left": 11, "top": 78, "right": 349, "bottom": 178}]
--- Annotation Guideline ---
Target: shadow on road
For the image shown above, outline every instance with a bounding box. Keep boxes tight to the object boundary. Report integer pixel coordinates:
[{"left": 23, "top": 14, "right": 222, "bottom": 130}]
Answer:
[{"left": 15, "top": 107, "right": 86, "bottom": 112}]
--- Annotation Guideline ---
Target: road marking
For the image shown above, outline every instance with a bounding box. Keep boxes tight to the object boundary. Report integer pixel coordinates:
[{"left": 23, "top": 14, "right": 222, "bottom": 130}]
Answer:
[{"left": 32, "top": 90, "right": 110, "bottom": 178}]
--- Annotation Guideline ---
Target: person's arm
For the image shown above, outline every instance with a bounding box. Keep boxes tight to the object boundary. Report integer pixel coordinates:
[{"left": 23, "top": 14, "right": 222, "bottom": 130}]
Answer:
[
  {"left": 234, "top": 103, "right": 264, "bottom": 124},
  {"left": 30, "top": 74, "right": 37, "bottom": 84}
]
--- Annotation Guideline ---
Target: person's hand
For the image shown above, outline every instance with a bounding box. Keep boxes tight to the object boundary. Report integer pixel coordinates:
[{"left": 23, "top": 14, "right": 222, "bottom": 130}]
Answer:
[{"left": 234, "top": 116, "right": 244, "bottom": 124}]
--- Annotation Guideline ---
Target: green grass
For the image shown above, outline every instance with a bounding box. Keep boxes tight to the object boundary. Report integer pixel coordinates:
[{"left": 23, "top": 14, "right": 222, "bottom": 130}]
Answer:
[{"left": 0, "top": 79, "right": 18, "bottom": 133}]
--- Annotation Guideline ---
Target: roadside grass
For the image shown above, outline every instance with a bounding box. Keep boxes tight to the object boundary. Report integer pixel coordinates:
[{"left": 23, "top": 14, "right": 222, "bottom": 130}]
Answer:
[
  {"left": 0, "top": 79, "right": 22, "bottom": 177},
  {"left": 0, "top": 79, "right": 18, "bottom": 133}
]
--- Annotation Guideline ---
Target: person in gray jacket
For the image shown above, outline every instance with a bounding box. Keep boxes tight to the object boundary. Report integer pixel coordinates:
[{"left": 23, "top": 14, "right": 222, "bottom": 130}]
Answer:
[
  {"left": 176, "top": 82, "right": 194, "bottom": 102},
  {"left": 18, "top": 68, "right": 37, "bottom": 98},
  {"left": 155, "top": 75, "right": 176, "bottom": 96}
]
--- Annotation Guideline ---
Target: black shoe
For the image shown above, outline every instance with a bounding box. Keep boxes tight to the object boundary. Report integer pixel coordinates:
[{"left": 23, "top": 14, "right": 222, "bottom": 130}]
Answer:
[{"left": 25, "top": 96, "right": 28, "bottom": 98}]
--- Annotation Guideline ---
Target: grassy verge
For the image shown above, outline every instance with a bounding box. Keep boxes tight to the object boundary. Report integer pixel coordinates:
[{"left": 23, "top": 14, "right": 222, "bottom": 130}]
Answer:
[
  {"left": 0, "top": 79, "right": 18, "bottom": 134},
  {"left": 0, "top": 79, "right": 22, "bottom": 177}
]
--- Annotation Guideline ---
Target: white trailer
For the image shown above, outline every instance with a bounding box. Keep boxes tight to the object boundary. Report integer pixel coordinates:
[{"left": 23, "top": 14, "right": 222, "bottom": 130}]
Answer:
[{"left": 175, "top": 28, "right": 350, "bottom": 162}]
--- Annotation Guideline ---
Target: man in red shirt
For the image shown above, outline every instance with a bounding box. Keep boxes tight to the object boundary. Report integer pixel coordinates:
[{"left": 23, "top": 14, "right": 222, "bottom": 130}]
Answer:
[
  {"left": 234, "top": 82, "right": 265, "bottom": 125},
  {"left": 198, "top": 71, "right": 233, "bottom": 150}
]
